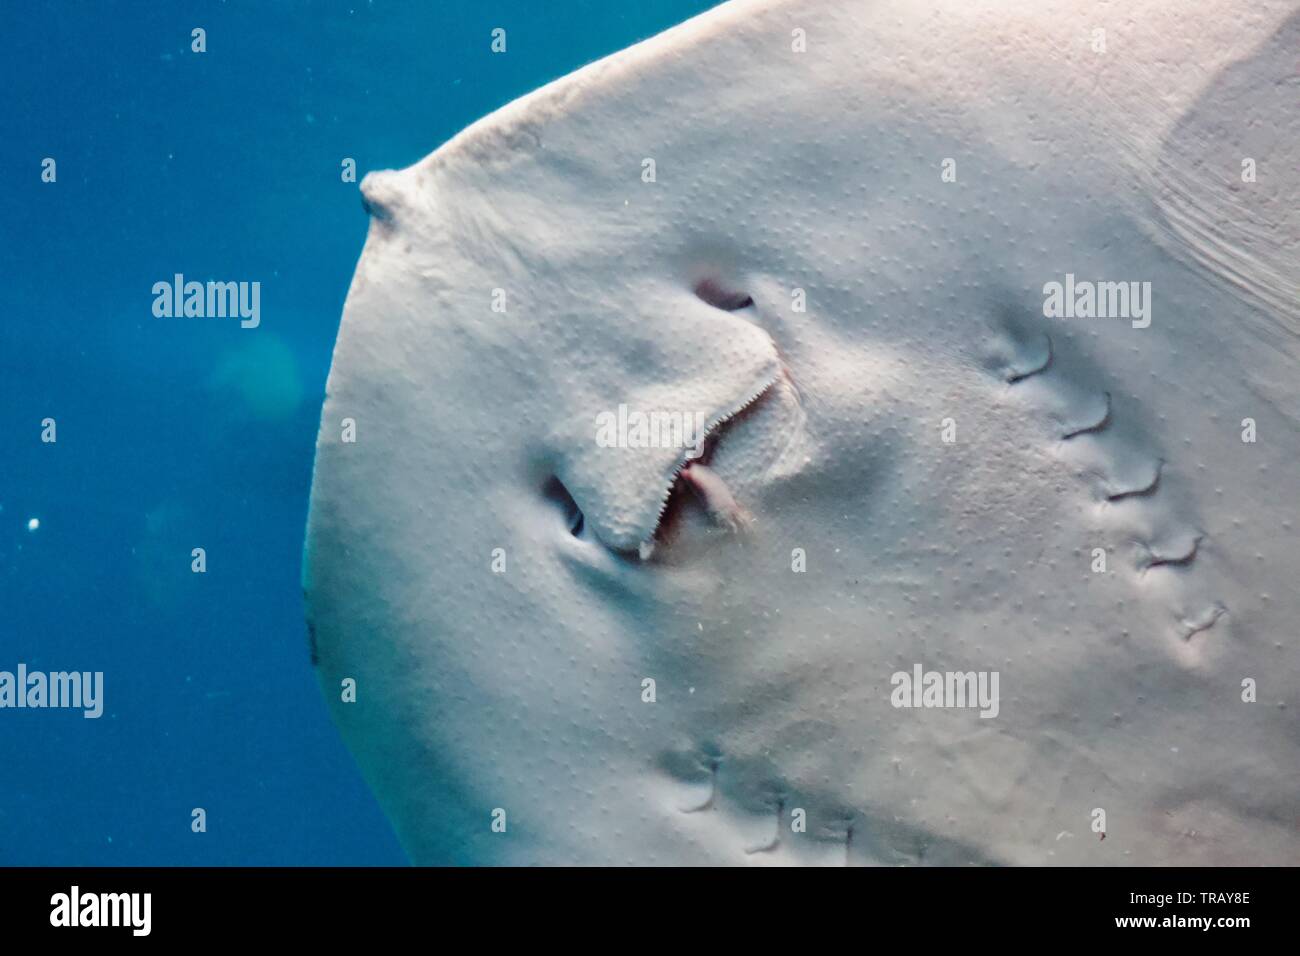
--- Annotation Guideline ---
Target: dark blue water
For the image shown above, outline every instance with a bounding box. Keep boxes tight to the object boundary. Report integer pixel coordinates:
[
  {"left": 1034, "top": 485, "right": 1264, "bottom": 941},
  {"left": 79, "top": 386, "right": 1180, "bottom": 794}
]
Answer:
[{"left": 1, "top": 0, "right": 719, "bottom": 865}]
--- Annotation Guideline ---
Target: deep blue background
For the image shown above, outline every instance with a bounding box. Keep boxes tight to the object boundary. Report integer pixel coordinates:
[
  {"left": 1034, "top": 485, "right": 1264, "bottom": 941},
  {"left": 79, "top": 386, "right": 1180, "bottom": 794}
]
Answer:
[{"left": 0, "top": 0, "right": 719, "bottom": 865}]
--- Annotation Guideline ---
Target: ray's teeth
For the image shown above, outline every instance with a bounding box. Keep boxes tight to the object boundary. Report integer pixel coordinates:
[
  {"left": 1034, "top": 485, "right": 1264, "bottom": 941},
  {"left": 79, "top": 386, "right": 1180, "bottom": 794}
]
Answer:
[{"left": 682, "top": 463, "right": 752, "bottom": 533}]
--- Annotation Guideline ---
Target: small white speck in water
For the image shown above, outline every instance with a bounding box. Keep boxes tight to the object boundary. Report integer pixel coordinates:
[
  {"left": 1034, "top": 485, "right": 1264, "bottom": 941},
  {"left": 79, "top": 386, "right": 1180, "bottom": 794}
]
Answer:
[{"left": 27, "top": 518, "right": 40, "bottom": 532}]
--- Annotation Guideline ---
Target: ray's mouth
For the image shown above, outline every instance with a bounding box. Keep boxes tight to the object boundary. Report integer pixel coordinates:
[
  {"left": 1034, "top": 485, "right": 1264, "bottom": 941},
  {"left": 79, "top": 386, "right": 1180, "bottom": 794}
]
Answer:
[{"left": 640, "top": 376, "right": 779, "bottom": 560}]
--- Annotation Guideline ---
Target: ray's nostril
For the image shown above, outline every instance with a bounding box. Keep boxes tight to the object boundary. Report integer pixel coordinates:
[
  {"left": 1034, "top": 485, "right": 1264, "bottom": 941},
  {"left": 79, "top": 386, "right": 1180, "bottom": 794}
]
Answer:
[
  {"left": 542, "top": 475, "right": 586, "bottom": 538},
  {"left": 694, "top": 278, "right": 754, "bottom": 311}
]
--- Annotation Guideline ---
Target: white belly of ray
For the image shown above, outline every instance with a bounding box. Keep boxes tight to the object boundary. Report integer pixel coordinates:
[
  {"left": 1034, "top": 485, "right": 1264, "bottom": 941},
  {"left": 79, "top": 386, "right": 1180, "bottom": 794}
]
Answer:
[{"left": 304, "top": 0, "right": 1300, "bottom": 864}]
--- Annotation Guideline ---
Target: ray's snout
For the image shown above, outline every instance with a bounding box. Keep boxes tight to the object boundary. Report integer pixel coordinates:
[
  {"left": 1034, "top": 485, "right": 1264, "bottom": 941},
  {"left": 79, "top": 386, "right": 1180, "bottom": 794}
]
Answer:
[{"left": 359, "top": 169, "right": 403, "bottom": 223}]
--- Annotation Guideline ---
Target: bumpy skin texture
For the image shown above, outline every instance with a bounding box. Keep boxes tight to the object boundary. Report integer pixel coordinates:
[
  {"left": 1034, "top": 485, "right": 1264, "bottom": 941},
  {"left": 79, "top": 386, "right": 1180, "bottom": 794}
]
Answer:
[{"left": 304, "top": 0, "right": 1300, "bottom": 865}]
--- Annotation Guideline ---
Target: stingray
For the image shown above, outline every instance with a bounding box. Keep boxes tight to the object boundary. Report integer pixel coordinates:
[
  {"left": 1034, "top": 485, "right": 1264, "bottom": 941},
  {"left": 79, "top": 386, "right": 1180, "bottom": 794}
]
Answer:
[{"left": 303, "top": 0, "right": 1300, "bottom": 864}]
